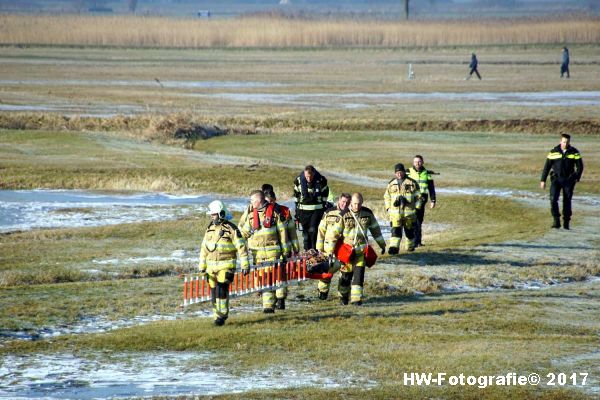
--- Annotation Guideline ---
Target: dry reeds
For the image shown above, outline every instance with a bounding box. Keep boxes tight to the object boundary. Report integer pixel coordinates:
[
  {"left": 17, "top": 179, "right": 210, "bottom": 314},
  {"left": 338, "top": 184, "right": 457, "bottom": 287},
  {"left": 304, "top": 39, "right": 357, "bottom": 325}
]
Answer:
[
  {"left": 1, "top": 112, "right": 599, "bottom": 137},
  {"left": 0, "top": 14, "right": 598, "bottom": 48}
]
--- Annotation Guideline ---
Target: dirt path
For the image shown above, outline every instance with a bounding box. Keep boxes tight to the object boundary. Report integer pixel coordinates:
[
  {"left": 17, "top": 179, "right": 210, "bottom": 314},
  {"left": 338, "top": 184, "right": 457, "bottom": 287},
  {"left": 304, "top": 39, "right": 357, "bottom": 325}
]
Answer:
[{"left": 373, "top": 193, "right": 599, "bottom": 293}]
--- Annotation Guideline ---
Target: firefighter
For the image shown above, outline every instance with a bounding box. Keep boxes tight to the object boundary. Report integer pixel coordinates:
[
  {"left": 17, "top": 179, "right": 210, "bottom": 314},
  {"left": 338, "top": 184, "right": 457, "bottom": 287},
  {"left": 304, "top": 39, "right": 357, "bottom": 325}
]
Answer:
[
  {"left": 240, "top": 190, "right": 291, "bottom": 313},
  {"left": 384, "top": 163, "right": 421, "bottom": 254},
  {"left": 540, "top": 133, "right": 584, "bottom": 230},
  {"left": 335, "top": 193, "right": 385, "bottom": 306},
  {"left": 315, "top": 193, "right": 351, "bottom": 300},
  {"left": 293, "top": 165, "right": 330, "bottom": 251},
  {"left": 262, "top": 184, "right": 300, "bottom": 255},
  {"left": 407, "top": 155, "right": 437, "bottom": 247},
  {"left": 198, "top": 200, "right": 249, "bottom": 326}
]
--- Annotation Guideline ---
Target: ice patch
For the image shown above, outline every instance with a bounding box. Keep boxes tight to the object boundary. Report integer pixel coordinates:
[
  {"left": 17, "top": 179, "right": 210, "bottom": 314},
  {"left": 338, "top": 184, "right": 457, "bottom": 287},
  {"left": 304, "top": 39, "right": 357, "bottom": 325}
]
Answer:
[
  {"left": 0, "top": 190, "right": 249, "bottom": 233},
  {"left": 0, "top": 79, "right": 283, "bottom": 89},
  {"left": 190, "top": 91, "right": 600, "bottom": 109},
  {"left": 0, "top": 309, "right": 213, "bottom": 342},
  {"left": 440, "top": 276, "right": 600, "bottom": 294},
  {"left": 0, "top": 103, "right": 146, "bottom": 117},
  {"left": 0, "top": 352, "right": 345, "bottom": 399}
]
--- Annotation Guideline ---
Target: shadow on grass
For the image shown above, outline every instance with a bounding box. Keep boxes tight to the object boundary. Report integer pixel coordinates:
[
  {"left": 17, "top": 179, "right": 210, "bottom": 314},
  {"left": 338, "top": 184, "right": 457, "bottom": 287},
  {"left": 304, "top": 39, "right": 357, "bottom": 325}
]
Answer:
[
  {"left": 385, "top": 250, "right": 534, "bottom": 268},
  {"left": 233, "top": 293, "right": 485, "bottom": 327},
  {"left": 480, "top": 243, "right": 596, "bottom": 251},
  {"left": 236, "top": 306, "right": 481, "bottom": 327}
]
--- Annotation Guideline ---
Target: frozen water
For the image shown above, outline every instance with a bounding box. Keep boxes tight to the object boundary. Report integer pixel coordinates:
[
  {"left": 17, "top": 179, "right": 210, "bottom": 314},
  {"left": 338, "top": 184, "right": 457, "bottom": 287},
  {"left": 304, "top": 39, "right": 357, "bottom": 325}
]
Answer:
[
  {"left": 3, "top": 90, "right": 596, "bottom": 116},
  {"left": 3, "top": 188, "right": 596, "bottom": 233},
  {"left": 0, "top": 352, "right": 344, "bottom": 399},
  {"left": 191, "top": 91, "right": 600, "bottom": 108},
  {"left": 0, "top": 79, "right": 284, "bottom": 89},
  {"left": 0, "top": 306, "right": 266, "bottom": 342},
  {"left": 0, "top": 190, "right": 250, "bottom": 233}
]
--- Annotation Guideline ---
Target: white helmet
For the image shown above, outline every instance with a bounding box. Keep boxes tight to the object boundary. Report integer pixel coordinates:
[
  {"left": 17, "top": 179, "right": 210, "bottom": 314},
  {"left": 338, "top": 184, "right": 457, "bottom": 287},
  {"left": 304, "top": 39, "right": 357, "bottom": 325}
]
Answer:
[{"left": 207, "top": 200, "right": 225, "bottom": 217}]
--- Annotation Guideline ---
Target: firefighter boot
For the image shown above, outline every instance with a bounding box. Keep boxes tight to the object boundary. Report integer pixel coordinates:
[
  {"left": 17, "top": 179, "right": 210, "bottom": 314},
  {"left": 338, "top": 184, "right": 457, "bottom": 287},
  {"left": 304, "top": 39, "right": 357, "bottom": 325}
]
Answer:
[
  {"left": 552, "top": 216, "right": 561, "bottom": 229},
  {"left": 214, "top": 317, "right": 225, "bottom": 327},
  {"left": 340, "top": 296, "right": 349, "bottom": 305},
  {"left": 563, "top": 219, "right": 570, "bottom": 230},
  {"left": 263, "top": 308, "right": 275, "bottom": 314},
  {"left": 388, "top": 247, "right": 399, "bottom": 255},
  {"left": 318, "top": 290, "right": 329, "bottom": 300},
  {"left": 275, "top": 298, "right": 285, "bottom": 310}
]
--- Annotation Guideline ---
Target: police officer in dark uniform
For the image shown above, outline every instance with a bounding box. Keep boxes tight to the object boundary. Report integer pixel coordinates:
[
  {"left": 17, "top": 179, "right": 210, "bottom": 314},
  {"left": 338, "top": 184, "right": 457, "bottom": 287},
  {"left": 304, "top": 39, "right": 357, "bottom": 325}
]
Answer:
[{"left": 540, "top": 133, "right": 584, "bottom": 230}]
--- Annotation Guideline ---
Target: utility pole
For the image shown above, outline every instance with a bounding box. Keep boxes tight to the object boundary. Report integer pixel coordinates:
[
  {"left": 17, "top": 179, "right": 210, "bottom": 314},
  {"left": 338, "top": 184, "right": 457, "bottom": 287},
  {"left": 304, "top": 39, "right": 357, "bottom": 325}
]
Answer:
[{"left": 404, "top": 0, "right": 409, "bottom": 20}]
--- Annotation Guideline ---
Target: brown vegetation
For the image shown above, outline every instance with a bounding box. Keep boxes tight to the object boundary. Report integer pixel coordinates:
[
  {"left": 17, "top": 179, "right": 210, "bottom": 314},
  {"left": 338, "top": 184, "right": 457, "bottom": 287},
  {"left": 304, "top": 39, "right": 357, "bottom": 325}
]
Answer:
[
  {"left": 0, "top": 15, "right": 599, "bottom": 48},
  {"left": 1, "top": 112, "right": 598, "bottom": 139}
]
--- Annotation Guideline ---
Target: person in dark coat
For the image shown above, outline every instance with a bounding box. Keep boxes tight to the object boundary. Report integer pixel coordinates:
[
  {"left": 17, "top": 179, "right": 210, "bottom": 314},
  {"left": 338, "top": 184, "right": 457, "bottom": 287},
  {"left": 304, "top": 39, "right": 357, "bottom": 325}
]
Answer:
[
  {"left": 540, "top": 133, "right": 584, "bottom": 230},
  {"left": 467, "top": 53, "right": 481, "bottom": 80},
  {"left": 561, "top": 47, "right": 570, "bottom": 78}
]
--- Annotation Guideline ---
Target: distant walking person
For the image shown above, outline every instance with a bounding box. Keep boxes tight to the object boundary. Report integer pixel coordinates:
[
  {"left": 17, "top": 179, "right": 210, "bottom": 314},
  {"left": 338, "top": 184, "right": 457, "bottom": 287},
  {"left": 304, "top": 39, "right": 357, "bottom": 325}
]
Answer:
[
  {"left": 561, "top": 47, "right": 570, "bottom": 78},
  {"left": 467, "top": 53, "right": 481, "bottom": 80},
  {"left": 540, "top": 133, "right": 583, "bottom": 230}
]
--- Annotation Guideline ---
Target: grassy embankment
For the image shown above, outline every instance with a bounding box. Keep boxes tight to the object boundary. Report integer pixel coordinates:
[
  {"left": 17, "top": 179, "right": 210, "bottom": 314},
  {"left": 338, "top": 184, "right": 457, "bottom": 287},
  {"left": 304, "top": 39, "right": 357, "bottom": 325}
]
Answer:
[
  {"left": 2, "top": 130, "right": 598, "bottom": 195},
  {"left": 2, "top": 129, "right": 598, "bottom": 334}
]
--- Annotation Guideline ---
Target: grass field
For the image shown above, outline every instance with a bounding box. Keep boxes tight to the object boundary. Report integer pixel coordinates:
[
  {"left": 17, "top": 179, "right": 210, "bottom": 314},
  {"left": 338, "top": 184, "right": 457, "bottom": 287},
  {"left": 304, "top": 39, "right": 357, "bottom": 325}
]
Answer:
[
  {"left": 1, "top": 45, "right": 600, "bottom": 125},
  {"left": 1, "top": 42, "right": 599, "bottom": 398}
]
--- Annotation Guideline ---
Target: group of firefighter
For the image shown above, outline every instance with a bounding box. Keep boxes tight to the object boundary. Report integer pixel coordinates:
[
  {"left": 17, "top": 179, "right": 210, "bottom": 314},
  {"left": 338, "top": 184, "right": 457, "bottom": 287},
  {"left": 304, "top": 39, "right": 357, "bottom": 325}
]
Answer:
[
  {"left": 198, "top": 156, "right": 436, "bottom": 326},
  {"left": 198, "top": 134, "right": 584, "bottom": 326}
]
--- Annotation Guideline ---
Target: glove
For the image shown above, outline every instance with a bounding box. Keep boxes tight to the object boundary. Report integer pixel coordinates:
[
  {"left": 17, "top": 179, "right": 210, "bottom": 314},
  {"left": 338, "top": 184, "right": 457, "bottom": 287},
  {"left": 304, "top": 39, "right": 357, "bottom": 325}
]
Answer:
[
  {"left": 380, "top": 247, "right": 386, "bottom": 255},
  {"left": 393, "top": 196, "right": 407, "bottom": 207},
  {"left": 242, "top": 269, "right": 250, "bottom": 277},
  {"left": 198, "top": 270, "right": 209, "bottom": 282}
]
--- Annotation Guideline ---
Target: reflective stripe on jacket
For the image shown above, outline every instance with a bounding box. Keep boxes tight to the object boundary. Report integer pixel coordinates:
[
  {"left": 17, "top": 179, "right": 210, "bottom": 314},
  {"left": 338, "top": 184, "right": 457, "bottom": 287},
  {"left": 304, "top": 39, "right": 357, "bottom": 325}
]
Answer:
[
  {"left": 335, "top": 207, "right": 385, "bottom": 255},
  {"left": 293, "top": 175, "right": 329, "bottom": 211},
  {"left": 241, "top": 204, "right": 290, "bottom": 262},
  {"left": 199, "top": 220, "right": 249, "bottom": 272},
  {"left": 407, "top": 167, "right": 436, "bottom": 201},
  {"left": 541, "top": 145, "right": 583, "bottom": 182},
  {"left": 316, "top": 206, "right": 345, "bottom": 255},
  {"left": 384, "top": 177, "right": 420, "bottom": 221}
]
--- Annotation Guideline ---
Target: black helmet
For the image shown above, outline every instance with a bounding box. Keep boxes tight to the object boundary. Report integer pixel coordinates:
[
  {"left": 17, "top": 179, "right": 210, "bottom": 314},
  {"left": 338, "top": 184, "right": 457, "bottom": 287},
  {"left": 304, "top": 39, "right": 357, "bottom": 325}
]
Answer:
[
  {"left": 394, "top": 163, "right": 406, "bottom": 172},
  {"left": 261, "top": 183, "right": 274, "bottom": 193}
]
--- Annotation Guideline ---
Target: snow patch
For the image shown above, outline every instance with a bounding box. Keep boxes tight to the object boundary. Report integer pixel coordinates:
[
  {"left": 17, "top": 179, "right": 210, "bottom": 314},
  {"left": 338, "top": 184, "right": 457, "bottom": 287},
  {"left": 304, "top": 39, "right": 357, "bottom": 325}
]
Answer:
[
  {"left": 190, "top": 91, "right": 600, "bottom": 109},
  {"left": 0, "top": 190, "right": 249, "bottom": 233},
  {"left": 0, "top": 352, "right": 345, "bottom": 399}
]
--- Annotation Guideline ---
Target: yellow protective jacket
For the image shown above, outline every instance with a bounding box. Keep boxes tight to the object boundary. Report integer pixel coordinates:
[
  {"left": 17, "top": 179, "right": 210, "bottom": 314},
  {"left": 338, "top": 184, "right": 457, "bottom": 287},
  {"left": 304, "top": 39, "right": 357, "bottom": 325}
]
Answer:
[
  {"left": 278, "top": 204, "right": 301, "bottom": 254},
  {"left": 407, "top": 167, "right": 436, "bottom": 202},
  {"left": 384, "top": 177, "right": 420, "bottom": 222},
  {"left": 198, "top": 219, "right": 249, "bottom": 272},
  {"left": 336, "top": 207, "right": 385, "bottom": 256},
  {"left": 240, "top": 203, "right": 290, "bottom": 262},
  {"left": 240, "top": 202, "right": 300, "bottom": 254},
  {"left": 316, "top": 206, "right": 345, "bottom": 255}
]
